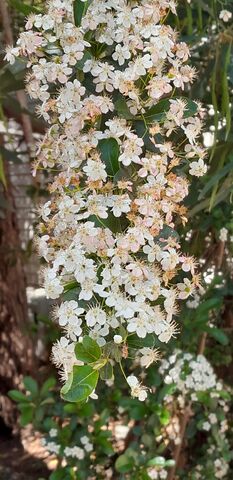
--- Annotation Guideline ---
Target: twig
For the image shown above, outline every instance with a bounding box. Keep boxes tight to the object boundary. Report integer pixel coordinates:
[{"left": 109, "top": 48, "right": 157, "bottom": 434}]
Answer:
[
  {"left": 167, "top": 402, "right": 192, "bottom": 480},
  {"left": 216, "top": 241, "right": 225, "bottom": 269}
]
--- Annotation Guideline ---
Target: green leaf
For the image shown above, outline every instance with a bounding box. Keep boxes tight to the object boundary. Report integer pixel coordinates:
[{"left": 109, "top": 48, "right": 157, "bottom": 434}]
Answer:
[
  {"left": 9, "top": 0, "right": 41, "bottom": 14},
  {"left": 75, "top": 336, "right": 101, "bottom": 363},
  {"left": 0, "top": 156, "right": 7, "bottom": 188},
  {"left": 40, "top": 377, "right": 56, "bottom": 397},
  {"left": 157, "top": 384, "right": 176, "bottom": 402},
  {"left": 199, "top": 158, "right": 233, "bottom": 200},
  {"left": 99, "top": 362, "right": 113, "bottom": 380},
  {"left": 165, "top": 459, "right": 176, "bottom": 467},
  {"left": 205, "top": 327, "right": 229, "bottom": 346},
  {"left": 88, "top": 212, "right": 124, "bottom": 234},
  {"left": 73, "top": 0, "right": 91, "bottom": 27},
  {"left": 115, "top": 454, "right": 135, "bottom": 473},
  {"left": 19, "top": 405, "right": 34, "bottom": 426},
  {"left": 147, "top": 457, "right": 165, "bottom": 467},
  {"left": 98, "top": 138, "right": 120, "bottom": 176},
  {"left": 23, "top": 377, "right": 38, "bottom": 397},
  {"left": 0, "top": 69, "right": 24, "bottom": 94},
  {"left": 50, "top": 468, "right": 69, "bottom": 480},
  {"left": 76, "top": 51, "right": 93, "bottom": 70},
  {"left": 61, "top": 365, "right": 99, "bottom": 403},
  {"left": 130, "top": 403, "right": 147, "bottom": 420},
  {"left": 115, "top": 96, "right": 134, "bottom": 119},
  {"left": 143, "top": 98, "right": 170, "bottom": 123},
  {"left": 8, "top": 390, "right": 29, "bottom": 403},
  {"left": 143, "top": 97, "right": 198, "bottom": 124},
  {"left": 127, "top": 333, "right": 155, "bottom": 349}
]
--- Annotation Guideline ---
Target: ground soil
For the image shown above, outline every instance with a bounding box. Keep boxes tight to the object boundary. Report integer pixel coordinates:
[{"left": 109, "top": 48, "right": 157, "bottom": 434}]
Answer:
[{"left": 0, "top": 426, "right": 54, "bottom": 480}]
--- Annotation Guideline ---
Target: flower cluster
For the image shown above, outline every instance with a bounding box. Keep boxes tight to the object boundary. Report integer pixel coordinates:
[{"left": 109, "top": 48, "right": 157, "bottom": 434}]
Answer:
[
  {"left": 159, "top": 350, "right": 221, "bottom": 395},
  {"left": 9, "top": 0, "right": 207, "bottom": 397},
  {"left": 159, "top": 351, "right": 231, "bottom": 479},
  {"left": 41, "top": 430, "right": 93, "bottom": 460}
]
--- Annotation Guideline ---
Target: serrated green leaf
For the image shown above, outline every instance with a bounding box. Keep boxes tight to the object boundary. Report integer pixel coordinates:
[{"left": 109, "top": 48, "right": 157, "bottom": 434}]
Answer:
[
  {"left": 75, "top": 336, "right": 101, "bottom": 363},
  {"left": 61, "top": 365, "right": 99, "bottom": 403}
]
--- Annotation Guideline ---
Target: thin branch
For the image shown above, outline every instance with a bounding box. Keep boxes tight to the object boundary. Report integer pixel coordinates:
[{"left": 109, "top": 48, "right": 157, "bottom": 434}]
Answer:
[{"left": 167, "top": 402, "right": 192, "bottom": 480}]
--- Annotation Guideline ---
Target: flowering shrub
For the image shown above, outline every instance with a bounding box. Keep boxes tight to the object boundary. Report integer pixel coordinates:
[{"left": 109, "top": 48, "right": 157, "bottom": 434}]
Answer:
[
  {"left": 9, "top": 348, "right": 231, "bottom": 479},
  {"left": 159, "top": 351, "right": 231, "bottom": 479},
  {"left": 7, "top": 0, "right": 208, "bottom": 404}
]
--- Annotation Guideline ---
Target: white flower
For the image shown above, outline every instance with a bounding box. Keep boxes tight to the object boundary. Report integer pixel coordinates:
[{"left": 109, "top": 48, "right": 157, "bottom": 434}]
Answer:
[
  {"left": 189, "top": 159, "right": 207, "bottom": 177},
  {"left": 158, "top": 321, "right": 179, "bottom": 343},
  {"left": 57, "top": 301, "right": 84, "bottom": 327},
  {"left": 114, "top": 335, "right": 123, "bottom": 344},
  {"left": 85, "top": 307, "right": 106, "bottom": 327},
  {"left": 80, "top": 435, "right": 93, "bottom": 452},
  {"left": 51, "top": 337, "right": 77, "bottom": 380},
  {"left": 4, "top": 46, "right": 19, "bottom": 64},
  {"left": 119, "top": 135, "right": 143, "bottom": 166},
  {"left": 44, "top": 269, "right": 64, "bottom": 299},
  {"left": 41, "top": 201, "right": 51, "bottom": 222},
  {"left": 127, "top": 316, "right": 149, "bottom": 338},
  {"left": 64, "top": 446, "right": 85, "bottom": 459},
  {"left": 159, "top": 249, "right": 180, "bottom": 271},
  {"left": 127, "top": 375, "right": 148, "bottom": 401},
  {"left": 83, "top": 159, "right": 107, "bottom": 182},
  {"left": 139, "top": 347, "right": 160, "bottom": 368},
  {"left": 49, "top": 428, "right": 57, "bottom": 438},
  {"left": 177, "top": 278, "right": 194, "bottom": 300},
  {"left": 46, "top": 441, "right": 60, "bottom": 454},
  {"left": 202, "top": 421, "right": 211, "bottom": 431},
  {"left": 219, "top": 10, "right": 232, "bottom": 22},
  {"left": 131, "top": 54, "right": 153, "bottom": 78},
  {"left": 89, "top": 323, "right": 109, "bottom": 346},
  {"left": 219, "top": 227, "right": 228, "bottom": 242},
  {"left": 209, "top": 413, "right": 217, "bottom": 424},
  {"left": 107, "top": 194, "right": 131, "bottom": 217},
  {"left": 112, "top": 44, "right": 131, "bottom": 65}
]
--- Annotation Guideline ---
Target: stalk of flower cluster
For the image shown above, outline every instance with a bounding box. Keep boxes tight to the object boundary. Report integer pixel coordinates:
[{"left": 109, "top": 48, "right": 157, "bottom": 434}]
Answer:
[{"left": 7, "top": 0, "right": 207, "bottom": 400}]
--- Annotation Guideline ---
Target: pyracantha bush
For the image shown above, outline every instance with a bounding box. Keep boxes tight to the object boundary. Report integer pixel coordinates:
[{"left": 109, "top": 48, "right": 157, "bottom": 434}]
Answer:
[
  {"left": 159, "top": 351, "right": 232, "bottom": 479},
  {"left": 9, "top": 349, "right": 232, "bottom": 480},
  {"left": 7, "top": 0, "right": 208, "bottom": 402}
]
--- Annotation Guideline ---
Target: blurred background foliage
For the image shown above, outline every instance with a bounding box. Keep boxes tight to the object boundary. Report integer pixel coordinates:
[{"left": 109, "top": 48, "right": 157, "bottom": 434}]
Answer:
[{"left": 0, "top": 0, "right": 233, "bottom": 479}]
